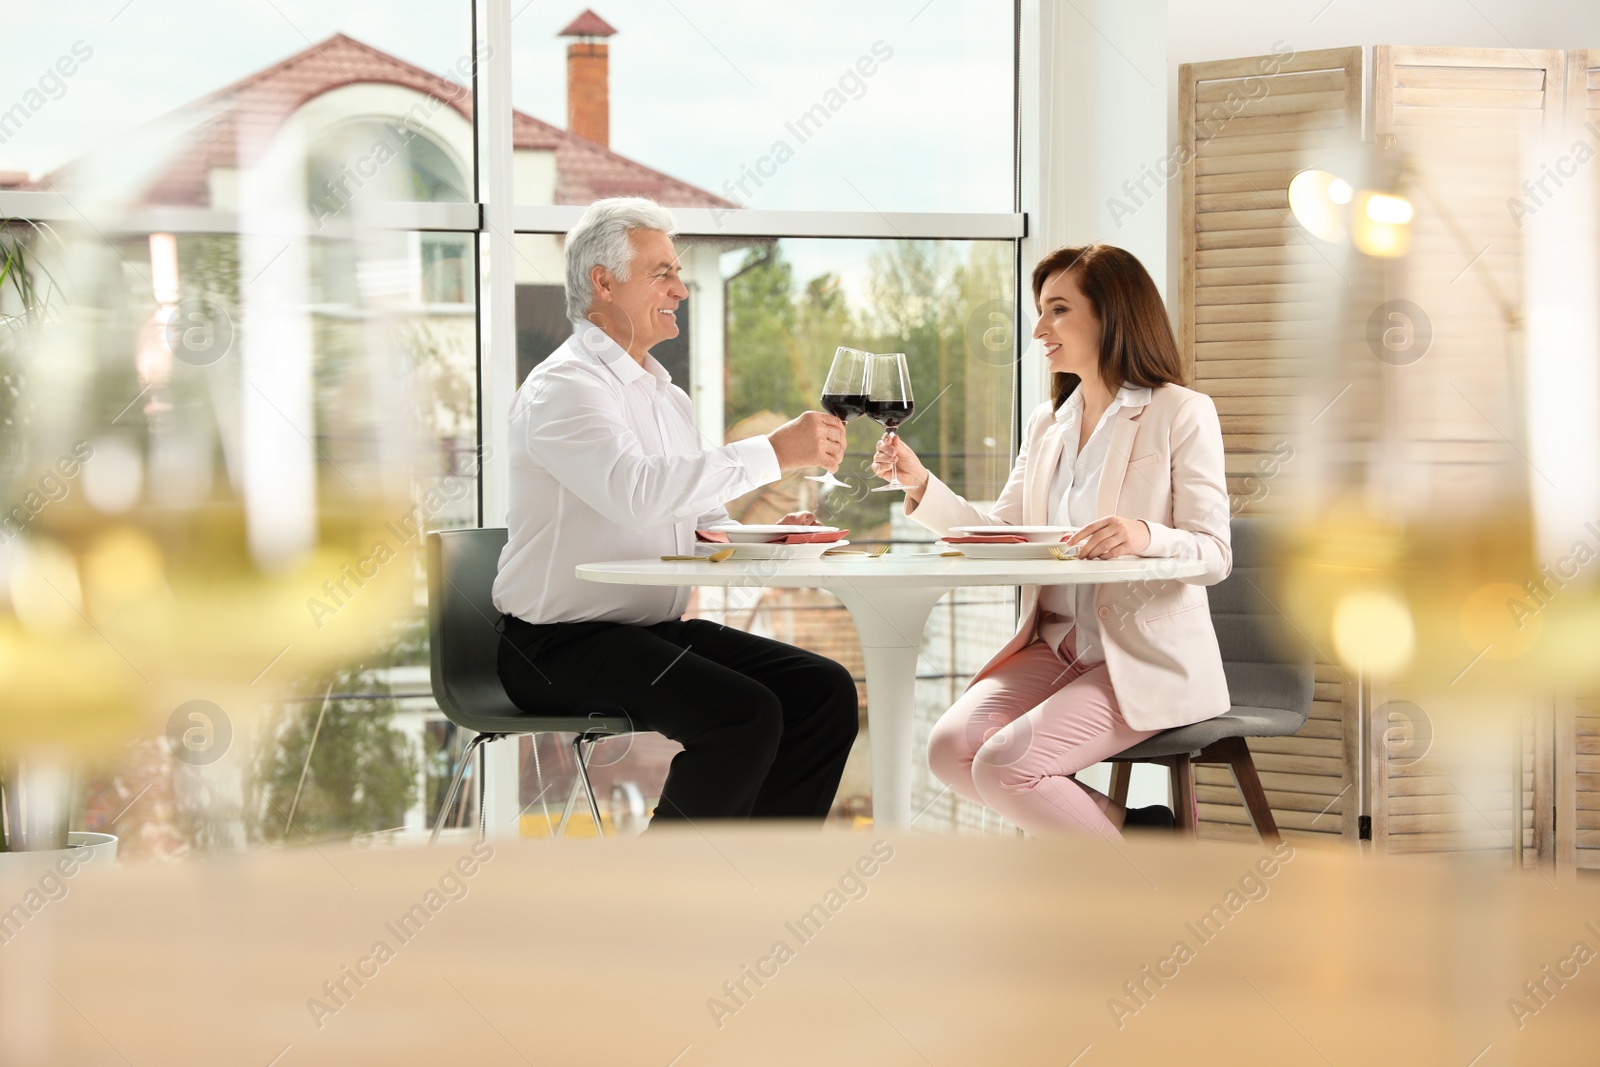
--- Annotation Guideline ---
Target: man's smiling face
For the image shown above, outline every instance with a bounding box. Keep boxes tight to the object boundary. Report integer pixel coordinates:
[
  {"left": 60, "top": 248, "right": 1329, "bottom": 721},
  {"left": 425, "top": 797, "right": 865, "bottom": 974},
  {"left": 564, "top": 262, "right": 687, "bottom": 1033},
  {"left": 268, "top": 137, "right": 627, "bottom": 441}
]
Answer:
[{"left": 589, "top": 228, "right": 689, "bottom": 358}]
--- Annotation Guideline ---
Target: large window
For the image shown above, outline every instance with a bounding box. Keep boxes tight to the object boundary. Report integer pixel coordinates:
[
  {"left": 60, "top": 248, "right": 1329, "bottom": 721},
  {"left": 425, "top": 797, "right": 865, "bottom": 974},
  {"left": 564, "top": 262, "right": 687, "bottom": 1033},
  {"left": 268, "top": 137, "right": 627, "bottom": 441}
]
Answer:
[{"left": 1, "top": 1, "right": 1023, "bottom": 852}]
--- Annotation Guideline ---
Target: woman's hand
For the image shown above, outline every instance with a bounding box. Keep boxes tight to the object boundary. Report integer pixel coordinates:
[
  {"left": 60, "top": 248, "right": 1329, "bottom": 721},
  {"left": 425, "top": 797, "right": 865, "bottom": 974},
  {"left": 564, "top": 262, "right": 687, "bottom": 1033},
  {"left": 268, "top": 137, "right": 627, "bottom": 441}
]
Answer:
[
  {"left": 1069, "top": 516, "right": 1151, "bottom": 559},
  {"left": 871, "top": 435, "right": 930, "bottom": 493},
  {"left": 777, "top": 511, "right": 819, "bottom": 526}
]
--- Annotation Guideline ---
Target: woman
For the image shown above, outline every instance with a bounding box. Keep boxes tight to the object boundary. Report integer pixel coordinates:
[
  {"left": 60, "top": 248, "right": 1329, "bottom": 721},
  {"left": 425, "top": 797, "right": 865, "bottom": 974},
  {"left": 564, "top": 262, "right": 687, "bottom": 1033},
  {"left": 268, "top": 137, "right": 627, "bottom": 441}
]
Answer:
[{"left": 872, "top": 244, "right": 1231, "bottom": 838}]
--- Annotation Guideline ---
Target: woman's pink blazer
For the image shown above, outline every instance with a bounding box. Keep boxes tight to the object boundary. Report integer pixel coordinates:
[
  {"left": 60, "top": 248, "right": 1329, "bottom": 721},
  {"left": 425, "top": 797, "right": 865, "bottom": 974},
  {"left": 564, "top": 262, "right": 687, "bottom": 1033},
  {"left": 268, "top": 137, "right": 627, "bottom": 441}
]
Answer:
[{"left": 904, "top": 383, "right": 1233, "bottom": 732}]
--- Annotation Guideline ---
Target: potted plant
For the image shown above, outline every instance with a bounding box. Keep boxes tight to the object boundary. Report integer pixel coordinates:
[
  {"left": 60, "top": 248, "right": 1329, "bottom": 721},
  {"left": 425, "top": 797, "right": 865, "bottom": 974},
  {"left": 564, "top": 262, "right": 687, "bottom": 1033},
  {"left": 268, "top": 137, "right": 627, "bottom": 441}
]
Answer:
[{"left": 0, "top": 217, "right": 117, "bottom": 868}]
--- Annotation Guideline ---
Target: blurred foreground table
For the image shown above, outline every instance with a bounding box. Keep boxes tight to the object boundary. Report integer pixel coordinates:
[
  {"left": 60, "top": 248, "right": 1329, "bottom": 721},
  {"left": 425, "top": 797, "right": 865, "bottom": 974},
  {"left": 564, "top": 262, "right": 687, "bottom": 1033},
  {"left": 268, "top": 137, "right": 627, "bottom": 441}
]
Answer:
[
  {"left": 1, "top": 829, "right": 1595, "bottom": 1065},
  {"left": 579, "top": 555, "right": 1207, "bottom": 826}
]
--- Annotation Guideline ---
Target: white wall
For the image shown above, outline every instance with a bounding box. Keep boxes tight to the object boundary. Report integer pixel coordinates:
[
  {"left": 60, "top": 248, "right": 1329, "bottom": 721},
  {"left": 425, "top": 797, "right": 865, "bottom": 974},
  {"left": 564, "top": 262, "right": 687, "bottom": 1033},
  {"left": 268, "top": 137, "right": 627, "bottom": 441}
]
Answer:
[
  {"left": 1163, "top": 0, "right": 1600, "bottom": 295},
  {"left": 1019, "top": 0, "right": 1169, "bottom": 414},
  {"left": 1170, "top": 0, "right": 1599, "bottom": 65}
]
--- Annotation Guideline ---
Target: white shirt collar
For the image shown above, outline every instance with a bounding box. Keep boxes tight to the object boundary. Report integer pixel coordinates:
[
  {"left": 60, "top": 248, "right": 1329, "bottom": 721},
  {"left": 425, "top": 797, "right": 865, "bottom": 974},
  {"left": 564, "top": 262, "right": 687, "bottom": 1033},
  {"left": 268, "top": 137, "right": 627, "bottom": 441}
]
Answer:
[
  {"left": 1054, "top": 383, "right": 1153, "bottom": 425},
  {"left": 568, "top": 323, "right": 673, "bottom": 387}
]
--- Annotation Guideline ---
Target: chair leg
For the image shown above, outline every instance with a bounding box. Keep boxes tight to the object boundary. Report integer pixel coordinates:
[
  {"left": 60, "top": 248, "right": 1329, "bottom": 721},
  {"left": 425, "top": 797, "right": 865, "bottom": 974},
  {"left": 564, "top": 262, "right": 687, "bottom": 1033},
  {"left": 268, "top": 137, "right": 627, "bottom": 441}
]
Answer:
[
  {"left": 430, "top": 732, "right": 497, "bottom": 846},
  {"left": 1109, "top": 762, "right": 1133, "bottom": 806},
  {"left": 1207, "top": 736, "right": 1280, "bottom": 845},
  {"left": 476, "top": 736, "right": 490, "bottom": 842},
  {"left": 572, "top": 734, "right": 606, "bottom": 837},
  {"left": 1171, "top": 754, "right": 1197, "bottom": 836},
  {"left": 553, "top": 763, "right": 585, "bottom": 837}
]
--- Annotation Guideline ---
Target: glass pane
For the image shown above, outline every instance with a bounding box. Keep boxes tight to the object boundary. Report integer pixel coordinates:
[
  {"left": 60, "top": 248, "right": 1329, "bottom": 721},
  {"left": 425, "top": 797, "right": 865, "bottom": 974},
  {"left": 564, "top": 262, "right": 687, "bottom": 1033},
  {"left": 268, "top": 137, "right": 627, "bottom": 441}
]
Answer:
[
  {"left": 510, "top": 1, "right": 1013, "bottom": 212},
  {"left": 1, "top": 5, "right": 474, "bottom": 206},
  {"left": 512, "top": 235, "right": 1017, "bottom": 832},
  {"left": 48, "top": 227, "right": 479, "bottom": 858}
]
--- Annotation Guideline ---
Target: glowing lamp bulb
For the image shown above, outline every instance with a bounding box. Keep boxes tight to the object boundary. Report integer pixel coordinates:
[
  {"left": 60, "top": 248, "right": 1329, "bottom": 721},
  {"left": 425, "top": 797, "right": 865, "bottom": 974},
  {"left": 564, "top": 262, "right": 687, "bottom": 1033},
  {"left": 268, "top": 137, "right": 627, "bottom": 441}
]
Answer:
[
  {"left": 1287, "top": 169, "right": 1350, "bottom": 244},
  {"left": 1365, "top": 193, "right": 1414, "bottom": 224}
]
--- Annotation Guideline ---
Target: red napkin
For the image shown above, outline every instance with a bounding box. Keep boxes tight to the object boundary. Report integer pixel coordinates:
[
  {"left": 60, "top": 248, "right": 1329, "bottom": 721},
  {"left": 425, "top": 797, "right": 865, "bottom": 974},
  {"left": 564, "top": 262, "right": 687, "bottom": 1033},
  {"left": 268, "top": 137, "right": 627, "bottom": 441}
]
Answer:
[
  {"left": 943, "top": 534, "right": 1028, "bottom": 544},
  {"left": 694, "top": 528, "right": 850, "bottom": 544},
  {"left": 944, "top": 534, "right": 1076, "bottom": 544},
  {"left": 771, "top": 528, "right": 849, "bottom": 544}
]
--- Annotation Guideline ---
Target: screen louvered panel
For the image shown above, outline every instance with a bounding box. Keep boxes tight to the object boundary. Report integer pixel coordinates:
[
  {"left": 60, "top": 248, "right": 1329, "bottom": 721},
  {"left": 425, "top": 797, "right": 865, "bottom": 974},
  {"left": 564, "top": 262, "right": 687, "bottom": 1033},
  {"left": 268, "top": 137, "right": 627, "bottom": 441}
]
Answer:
[
  {"left": 1178, "top": 48, "right": 1363, "bottom": 846},
  {"left": 1366, "top": 47, "right": 1564, "bottom": 858},
  {"left": 1559, "top": 53, "right": 1600, "bottom": 873}
]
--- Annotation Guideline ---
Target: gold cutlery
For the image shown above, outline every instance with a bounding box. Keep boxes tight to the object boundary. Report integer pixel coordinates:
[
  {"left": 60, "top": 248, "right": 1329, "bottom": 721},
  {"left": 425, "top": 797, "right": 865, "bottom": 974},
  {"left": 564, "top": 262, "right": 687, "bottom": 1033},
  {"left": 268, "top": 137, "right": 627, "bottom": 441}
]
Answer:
[
  {"left": 1047, "top": 546, "right": 1079, "bottom": 561},
  {"left": 660, "top": 548, "right": 735, "bottom": 562},
  {"left": 823, "top": 544, "right": 891, "bottom": 558}
]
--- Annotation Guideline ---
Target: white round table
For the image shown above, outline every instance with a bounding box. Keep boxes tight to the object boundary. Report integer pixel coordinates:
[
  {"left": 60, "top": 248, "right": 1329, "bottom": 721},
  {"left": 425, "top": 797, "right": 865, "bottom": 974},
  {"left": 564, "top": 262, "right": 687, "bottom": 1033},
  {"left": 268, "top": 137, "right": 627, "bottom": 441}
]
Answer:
[{"left": 577, "top": 554, "right": 1208, "bottom": 826}]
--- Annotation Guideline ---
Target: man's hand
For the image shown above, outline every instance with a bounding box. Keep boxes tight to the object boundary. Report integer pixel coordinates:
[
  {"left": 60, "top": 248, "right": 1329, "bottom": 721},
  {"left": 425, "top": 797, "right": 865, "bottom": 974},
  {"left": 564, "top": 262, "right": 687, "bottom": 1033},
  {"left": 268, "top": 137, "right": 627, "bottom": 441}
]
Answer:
[
  {"left": 778, "top": 511, "right": 820, "bottom": 526},
  {"left": 768, "top": 411, "right": 846, "bottom": 473}
]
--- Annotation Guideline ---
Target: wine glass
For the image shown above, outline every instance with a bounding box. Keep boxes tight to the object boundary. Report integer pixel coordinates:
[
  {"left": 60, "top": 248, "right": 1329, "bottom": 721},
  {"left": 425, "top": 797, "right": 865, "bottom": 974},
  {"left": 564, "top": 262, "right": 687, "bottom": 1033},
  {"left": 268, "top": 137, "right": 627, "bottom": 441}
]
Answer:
[
  {"left": 0, "top": 157, "right": 425, "bottom": 850},
  {"left": 867, "top": 352, "right": 915, "bottom": 493},
  {"left": 806, "top": 346, "right": 870, "bottom": 490}
]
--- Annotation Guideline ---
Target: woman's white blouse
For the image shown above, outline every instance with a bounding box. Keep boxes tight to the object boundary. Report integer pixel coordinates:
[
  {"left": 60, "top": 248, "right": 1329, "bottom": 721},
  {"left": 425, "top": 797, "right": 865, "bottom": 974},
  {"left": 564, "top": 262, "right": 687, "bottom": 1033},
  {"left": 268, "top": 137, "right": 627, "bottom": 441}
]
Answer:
[{"left": 1037, "top": 383, "right": 1153, "bottom": 663}]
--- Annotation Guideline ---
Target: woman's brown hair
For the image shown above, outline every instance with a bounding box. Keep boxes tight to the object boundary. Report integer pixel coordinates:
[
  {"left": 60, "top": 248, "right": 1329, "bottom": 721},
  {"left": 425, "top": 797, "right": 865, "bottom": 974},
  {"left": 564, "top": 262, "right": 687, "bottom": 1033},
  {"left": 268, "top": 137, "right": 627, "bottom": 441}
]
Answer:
[{"left": 1031, "top": 244, "right": 1186, "bottom": 410}]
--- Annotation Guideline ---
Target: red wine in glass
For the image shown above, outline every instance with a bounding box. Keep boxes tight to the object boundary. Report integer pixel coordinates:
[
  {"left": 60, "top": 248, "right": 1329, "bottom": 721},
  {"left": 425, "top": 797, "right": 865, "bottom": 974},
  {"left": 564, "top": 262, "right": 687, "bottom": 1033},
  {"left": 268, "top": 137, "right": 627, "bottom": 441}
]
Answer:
[
  {"left": 807, "top": 347, "right": 871, "bottom": 488},
  {"left": 864, "top": 399, "right": 914, "bottom": 429},
  {"left": 867, "top": 352, "right": 915, "bottom": 493},
  {"left": 822, "top": 393, "right": 868, "bottom": 420}
]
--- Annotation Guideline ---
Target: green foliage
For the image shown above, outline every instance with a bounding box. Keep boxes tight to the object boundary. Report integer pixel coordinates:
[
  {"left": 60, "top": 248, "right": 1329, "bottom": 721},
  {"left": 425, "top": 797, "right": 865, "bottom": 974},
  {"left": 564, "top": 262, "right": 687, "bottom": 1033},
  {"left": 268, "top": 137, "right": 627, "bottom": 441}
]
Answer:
[
  {"left": 251, "top": 621, "right": 426, "bottom": 843},
  {"left": 0, "top": 219, "right": 61, "bottom": 483},
  {"left": 725, "top": 246, "right": 805, "bottom": 426},
  {"left": 723, "top": 238, "right": 1016, "bottom": 517}
]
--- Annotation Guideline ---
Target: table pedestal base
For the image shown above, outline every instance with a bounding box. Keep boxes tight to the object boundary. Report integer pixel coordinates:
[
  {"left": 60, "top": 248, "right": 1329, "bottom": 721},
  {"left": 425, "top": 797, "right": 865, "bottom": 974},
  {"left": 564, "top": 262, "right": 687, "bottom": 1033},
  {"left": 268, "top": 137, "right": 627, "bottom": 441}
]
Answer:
[{"left": 828, "top": 584, "right": 952, "bottom": 828}]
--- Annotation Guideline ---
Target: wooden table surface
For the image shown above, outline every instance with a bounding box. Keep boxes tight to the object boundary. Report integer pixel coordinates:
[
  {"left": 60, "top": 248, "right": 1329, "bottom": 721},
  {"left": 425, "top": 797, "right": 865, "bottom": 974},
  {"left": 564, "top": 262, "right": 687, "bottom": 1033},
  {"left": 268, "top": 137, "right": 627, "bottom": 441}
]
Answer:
[{"left": 0, "top": 828, "right": 1594, "bottom": 1065}]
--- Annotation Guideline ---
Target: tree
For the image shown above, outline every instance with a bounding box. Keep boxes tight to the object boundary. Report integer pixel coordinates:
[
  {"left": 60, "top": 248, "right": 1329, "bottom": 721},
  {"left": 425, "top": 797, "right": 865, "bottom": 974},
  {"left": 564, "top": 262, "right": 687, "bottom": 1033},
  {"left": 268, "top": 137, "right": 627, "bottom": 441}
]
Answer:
[
  {"left": 251, "top": 619, "right": 425, "bottom": 843},
  {"left": 725, "top": 246, "right": 805, "bottom": 426}
]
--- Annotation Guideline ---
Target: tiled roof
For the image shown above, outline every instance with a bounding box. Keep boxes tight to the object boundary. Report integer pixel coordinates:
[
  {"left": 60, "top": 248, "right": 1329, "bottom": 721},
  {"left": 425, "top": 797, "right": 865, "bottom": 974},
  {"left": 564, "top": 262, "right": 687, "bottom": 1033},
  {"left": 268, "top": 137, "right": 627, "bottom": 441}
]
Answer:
[{"left": 29, "top": 33, "right": 730, "bottom": 210}]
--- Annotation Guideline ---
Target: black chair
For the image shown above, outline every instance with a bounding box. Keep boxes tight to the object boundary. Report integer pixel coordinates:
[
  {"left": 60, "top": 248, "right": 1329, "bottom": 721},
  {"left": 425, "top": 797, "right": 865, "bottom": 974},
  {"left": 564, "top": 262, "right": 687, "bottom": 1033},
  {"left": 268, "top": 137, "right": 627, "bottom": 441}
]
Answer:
[
  {"left": 427, "top": 528, "right": 634, "bottom": 842},
  {"left": 1106, "top": 517, "right": 1314, "bottom": 844}
]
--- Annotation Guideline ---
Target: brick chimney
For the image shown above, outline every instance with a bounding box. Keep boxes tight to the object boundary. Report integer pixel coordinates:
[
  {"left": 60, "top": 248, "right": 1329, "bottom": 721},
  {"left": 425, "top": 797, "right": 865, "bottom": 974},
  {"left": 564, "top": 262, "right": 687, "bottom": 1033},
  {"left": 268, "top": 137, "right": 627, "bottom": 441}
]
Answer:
[{"left": 559, "top": 9, "right": 618, "bottom": 147}]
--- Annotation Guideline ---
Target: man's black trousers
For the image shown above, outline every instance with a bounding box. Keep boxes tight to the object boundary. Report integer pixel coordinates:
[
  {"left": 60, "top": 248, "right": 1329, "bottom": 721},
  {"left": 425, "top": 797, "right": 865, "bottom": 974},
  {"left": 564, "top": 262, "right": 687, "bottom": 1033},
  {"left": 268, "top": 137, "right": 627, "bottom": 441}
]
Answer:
[{"left": 498, "top": 615, "right": 859, "bottom": 821}]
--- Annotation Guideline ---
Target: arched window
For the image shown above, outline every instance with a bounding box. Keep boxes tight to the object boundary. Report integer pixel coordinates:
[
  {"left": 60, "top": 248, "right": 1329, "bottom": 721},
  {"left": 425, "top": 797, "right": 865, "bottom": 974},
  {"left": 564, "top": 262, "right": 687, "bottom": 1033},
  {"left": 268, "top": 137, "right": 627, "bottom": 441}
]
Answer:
[{"left": 305, "top": 118, "right": 468, "bottom": 217}]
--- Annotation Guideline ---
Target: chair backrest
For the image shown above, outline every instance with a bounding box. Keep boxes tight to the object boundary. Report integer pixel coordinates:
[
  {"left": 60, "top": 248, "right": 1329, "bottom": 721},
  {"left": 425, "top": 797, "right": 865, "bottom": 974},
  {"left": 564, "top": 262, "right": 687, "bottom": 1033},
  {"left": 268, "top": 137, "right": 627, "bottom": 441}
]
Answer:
[
  {"left": 427, "top": 527, "right": 523, "bottom": 725},
  {"left": 1209, "top": 516, "right": 1315, "bottom": 722}
]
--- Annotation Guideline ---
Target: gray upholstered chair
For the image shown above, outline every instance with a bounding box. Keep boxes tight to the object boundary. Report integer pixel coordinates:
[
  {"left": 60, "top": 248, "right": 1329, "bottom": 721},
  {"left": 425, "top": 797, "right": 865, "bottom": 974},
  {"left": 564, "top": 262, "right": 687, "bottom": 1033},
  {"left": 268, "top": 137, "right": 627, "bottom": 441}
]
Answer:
[
  {"left": 427, "top": 528, "right": 634, "bottom": 842},
  {"left": 1106, "top": 516, "right": 1314, "bottom": 844}
]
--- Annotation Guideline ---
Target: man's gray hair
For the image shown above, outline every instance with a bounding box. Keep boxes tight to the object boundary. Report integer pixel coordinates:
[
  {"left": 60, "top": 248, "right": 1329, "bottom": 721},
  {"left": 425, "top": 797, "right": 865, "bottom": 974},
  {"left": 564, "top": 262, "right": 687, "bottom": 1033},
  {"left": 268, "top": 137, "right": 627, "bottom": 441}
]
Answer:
[{"left": 564, "top": 197, "right": 677, "bottom": 324}]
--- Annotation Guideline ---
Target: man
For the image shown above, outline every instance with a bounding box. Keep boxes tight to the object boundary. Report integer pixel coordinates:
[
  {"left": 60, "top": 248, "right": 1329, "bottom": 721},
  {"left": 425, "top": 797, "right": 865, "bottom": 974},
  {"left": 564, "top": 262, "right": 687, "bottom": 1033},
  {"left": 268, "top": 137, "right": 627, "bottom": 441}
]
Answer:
[{"left": 493, "top": 197, "right": 859, "bottom": 824}]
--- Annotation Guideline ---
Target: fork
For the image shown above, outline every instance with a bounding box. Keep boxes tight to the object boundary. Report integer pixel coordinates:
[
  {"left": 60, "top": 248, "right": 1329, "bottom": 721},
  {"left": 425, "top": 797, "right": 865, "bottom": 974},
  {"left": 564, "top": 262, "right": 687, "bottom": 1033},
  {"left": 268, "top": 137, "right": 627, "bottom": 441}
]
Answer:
[
  {"left": 1047, "top": 546, "right": 1079, "bottom": 561},
  {"left": 660, "top": 548, "right": 735, "bottom": 562},
  {"left": 824, "top": 545, "right": 891, "bottom": 558}
]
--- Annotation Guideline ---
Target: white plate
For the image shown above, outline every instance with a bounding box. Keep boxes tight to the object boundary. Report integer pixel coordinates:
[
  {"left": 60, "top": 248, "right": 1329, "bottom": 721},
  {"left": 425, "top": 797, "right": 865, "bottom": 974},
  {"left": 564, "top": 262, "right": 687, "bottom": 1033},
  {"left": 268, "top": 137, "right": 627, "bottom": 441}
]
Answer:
[
  {"left": 939, "top": 540, "right": 1079, "bottom": 560},
  {"left": 710, "top": 540, "right": 850, "bottom": 560},
  {"left": 706, "top": 524, "right": 842, "bottom": 544},
  {"left": 948, "top": 525, "right": 1077, "bottom": 544}
]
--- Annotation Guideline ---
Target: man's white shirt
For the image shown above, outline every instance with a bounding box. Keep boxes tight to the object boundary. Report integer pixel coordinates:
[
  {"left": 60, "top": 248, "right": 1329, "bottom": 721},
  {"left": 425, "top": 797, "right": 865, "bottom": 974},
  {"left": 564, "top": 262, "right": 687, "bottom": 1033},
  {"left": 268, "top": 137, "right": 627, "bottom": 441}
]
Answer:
[{"left": 491, "top": 327, "right": 781, "bottom": 626}]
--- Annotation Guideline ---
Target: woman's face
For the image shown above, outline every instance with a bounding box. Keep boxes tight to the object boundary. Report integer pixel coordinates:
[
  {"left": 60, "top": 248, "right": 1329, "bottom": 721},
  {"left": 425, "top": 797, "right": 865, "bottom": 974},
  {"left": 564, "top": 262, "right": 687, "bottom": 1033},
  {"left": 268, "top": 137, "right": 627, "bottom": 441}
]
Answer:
[{"left": 1034, "top": 269, "right": 1102, "bottom": 380}]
